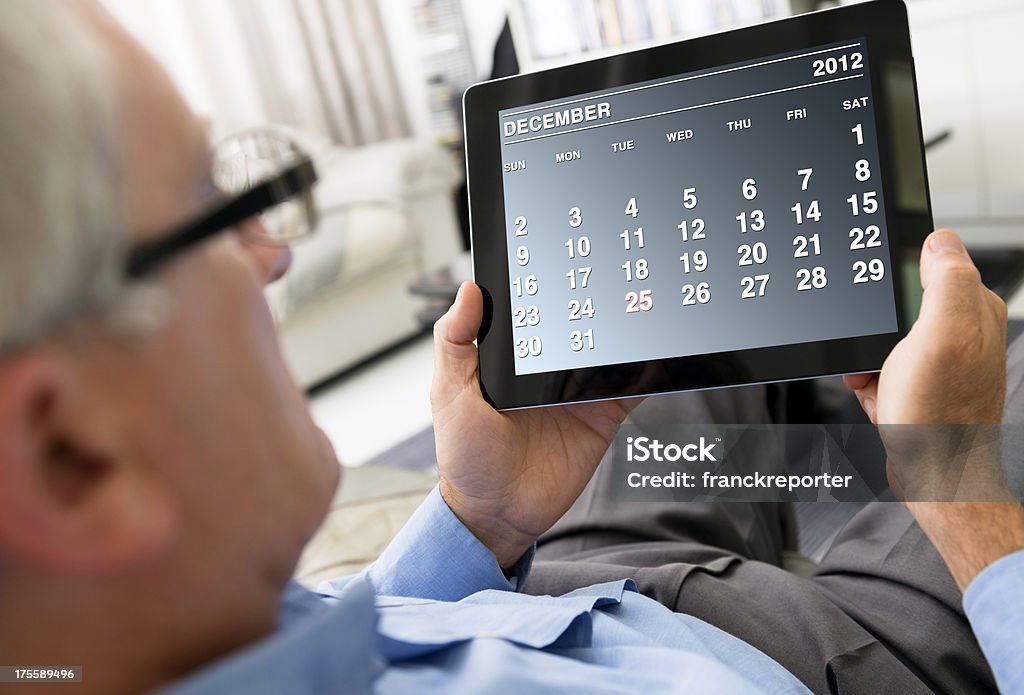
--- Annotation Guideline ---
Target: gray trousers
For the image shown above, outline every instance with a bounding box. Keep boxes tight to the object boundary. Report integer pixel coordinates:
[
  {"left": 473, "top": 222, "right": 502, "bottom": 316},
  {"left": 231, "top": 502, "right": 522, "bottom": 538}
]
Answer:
[{"left": 526, "top": 337, "right": 1024, "bottom": 694}]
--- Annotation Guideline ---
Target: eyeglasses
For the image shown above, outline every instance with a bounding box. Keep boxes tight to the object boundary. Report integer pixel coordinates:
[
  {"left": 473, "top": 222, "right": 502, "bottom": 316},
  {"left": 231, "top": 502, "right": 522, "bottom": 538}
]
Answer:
[{"left": 125, "top": 130, "right": 319, "bottom": 278}]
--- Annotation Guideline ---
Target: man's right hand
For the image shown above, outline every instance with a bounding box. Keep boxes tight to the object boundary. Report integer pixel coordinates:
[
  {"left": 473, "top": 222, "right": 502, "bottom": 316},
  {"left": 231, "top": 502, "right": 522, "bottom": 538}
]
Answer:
[
  {"left": 843, "top": 228, "right": 1023, "bottom": 591},
  {"left": 843, "top": 229, "right": 1008, "bottom": 426}
]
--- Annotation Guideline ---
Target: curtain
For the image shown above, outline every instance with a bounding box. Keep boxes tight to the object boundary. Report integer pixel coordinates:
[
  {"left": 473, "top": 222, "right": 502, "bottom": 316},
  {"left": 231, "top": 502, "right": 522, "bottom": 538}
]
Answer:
[{"left": 101, "top": 0, "right": 410, "bottom": 146}]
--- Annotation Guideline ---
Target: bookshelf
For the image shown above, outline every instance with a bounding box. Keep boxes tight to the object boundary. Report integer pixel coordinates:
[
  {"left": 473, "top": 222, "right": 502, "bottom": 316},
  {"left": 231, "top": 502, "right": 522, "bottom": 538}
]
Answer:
[{"left": 409, "top": 0, "right": 477, "bottom": 146}]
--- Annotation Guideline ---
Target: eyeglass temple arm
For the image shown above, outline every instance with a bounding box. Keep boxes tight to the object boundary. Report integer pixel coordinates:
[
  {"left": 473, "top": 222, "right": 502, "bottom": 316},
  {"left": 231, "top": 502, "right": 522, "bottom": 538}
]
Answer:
[{"left": 125, "top": 158, "right": 317, "bottom": 278}]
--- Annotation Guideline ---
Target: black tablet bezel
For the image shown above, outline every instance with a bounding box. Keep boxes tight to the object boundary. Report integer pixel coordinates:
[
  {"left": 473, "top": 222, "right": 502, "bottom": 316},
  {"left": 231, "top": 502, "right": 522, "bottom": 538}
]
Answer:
[{"left": 464, "top": 0, "right": 931, "bottom": 410}]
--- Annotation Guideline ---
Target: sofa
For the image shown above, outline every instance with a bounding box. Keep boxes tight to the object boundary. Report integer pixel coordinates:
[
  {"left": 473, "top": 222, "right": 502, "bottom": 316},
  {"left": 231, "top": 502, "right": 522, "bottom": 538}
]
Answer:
[{"left": 262, "top": 133, "right": 464, "bottom": 388}]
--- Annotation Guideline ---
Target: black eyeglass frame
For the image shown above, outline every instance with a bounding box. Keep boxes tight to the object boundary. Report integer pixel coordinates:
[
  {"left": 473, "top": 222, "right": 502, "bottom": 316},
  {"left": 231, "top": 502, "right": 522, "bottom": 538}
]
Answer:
[{"left": 125, "top": 156, "right": 318, "bottom": 278}]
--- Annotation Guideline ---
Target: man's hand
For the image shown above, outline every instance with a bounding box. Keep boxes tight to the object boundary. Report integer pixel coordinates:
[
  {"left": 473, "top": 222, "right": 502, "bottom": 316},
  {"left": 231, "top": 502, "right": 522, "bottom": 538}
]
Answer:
[
  {"left": 844, "top": 229, "right": 1009, "bottom": 500},
  {"left": 843, "top": 229, "right": 1007, "bottom": 426},
  {"left": 843, "top": 229, "right": 1021, "bottom": 591},
  {"left": 431, "top": 282, "right": 640, "bottom": 569}
]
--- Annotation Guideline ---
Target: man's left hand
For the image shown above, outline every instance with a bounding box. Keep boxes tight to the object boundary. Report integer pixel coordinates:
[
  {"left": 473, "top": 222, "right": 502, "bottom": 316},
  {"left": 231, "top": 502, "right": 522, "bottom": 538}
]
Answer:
[{"left": 431, "top": 282, "right": 640, "bottom": 569}]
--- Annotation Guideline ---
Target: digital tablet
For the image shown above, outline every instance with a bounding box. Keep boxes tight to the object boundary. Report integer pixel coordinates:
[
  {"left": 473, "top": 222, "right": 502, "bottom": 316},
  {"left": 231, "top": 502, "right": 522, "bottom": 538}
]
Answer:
[{"left": 464, "top": 0, "right": 931, "bottom": 410}]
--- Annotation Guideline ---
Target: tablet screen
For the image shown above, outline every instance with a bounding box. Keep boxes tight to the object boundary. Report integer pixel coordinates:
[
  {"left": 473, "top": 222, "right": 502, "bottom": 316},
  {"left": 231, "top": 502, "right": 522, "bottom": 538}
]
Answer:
[{"left": 498, "top": 39, "right": 897, "bottom": 376}]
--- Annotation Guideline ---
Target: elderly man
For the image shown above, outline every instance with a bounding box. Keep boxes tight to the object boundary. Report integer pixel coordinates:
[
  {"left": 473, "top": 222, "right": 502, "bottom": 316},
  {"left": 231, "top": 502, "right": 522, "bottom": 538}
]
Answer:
[{"left": 0, "top": 2, "right": 1020, "bottom": 694}]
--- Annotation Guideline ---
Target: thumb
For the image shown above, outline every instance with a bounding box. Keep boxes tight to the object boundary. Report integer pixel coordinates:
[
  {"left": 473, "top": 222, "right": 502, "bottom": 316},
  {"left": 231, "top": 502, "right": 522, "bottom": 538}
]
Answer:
[
  {"left": 915, "top": 229, "right": 982, "bottom": 330},
  {"left": 431, "top": 282, "right": 484, "bottom": 403}
]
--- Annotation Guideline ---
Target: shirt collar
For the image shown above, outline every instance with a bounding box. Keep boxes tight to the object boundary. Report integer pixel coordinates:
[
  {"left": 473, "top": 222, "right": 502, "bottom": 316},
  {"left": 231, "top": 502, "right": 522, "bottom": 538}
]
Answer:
[{"left": 152, "top": 579, "right": 385, "bottom": 695}]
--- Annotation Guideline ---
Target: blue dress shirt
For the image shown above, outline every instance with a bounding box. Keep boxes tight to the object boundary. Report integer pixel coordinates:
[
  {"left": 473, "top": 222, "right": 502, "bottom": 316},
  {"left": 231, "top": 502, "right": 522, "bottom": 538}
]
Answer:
[
  {"left": 154, "top": 486, "right": 811, "bottom": 694},
  {"left": 963, "top": 549, "right": 1024, "bottom": 693}
]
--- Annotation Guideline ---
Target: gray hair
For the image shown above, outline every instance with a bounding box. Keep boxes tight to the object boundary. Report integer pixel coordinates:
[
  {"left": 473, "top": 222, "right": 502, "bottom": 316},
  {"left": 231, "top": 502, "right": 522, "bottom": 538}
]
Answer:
[{"left": 0, "top": 0, "right": 127, "bottom": 353}]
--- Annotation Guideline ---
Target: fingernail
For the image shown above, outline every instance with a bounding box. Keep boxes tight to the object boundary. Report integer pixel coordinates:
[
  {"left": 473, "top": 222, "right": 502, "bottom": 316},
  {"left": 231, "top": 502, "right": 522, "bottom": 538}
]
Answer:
[
  {"left": 929, "top": 231, "right": 966, "bottom": 255},
  {"left": 454, "top": 283, "right": 465, "bottom": 305},
  {"left": 864, "top": 396, "right": 876, "bottom": 416}
]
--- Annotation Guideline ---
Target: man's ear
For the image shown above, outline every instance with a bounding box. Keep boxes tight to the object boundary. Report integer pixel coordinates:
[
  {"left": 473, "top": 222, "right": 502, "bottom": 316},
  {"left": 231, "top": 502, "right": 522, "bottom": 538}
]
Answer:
[{"left": 0, "top": 348, "right": 176, "bottom": 573}]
